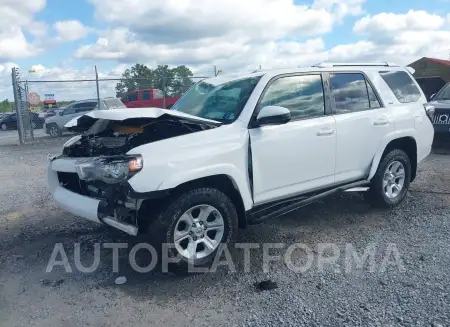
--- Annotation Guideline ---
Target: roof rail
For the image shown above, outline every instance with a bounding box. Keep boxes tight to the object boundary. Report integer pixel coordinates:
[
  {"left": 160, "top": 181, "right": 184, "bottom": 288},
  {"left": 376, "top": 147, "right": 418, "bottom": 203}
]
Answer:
[{"left": 312, "top": 62, "right": 399, "bottom": 68}]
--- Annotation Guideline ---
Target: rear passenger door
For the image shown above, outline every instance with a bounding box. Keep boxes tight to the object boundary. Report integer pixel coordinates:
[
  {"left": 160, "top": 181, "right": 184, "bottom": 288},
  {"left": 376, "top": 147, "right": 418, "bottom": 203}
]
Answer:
[
  {"left": 329, "top": 72, "right": 395, "bottom": 183},
  {"left": 249, "top": 73, "right": 336, "bottom": 205}
]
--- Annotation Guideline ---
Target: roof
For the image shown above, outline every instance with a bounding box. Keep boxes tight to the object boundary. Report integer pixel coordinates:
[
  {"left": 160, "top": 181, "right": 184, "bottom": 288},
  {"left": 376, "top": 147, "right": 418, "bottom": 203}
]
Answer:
[{"left": 424, "top": 57, "right": 450, "bottom": 67}]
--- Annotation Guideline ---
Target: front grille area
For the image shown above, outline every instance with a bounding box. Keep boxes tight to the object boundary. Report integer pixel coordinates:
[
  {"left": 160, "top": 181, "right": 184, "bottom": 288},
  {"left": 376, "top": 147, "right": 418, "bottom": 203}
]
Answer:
[
  {"left": 433, "top": 110, "right": 450, "bottom": 125},
  {"left": 57, "top": 172, "right": 87, "bottom": 195}
]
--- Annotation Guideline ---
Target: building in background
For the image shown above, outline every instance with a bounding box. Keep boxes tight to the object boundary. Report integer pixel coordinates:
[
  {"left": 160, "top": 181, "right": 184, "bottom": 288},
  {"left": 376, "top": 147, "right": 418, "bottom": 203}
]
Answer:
[{"left": 408, "top": 57, "right": 450, "bottom": 100}]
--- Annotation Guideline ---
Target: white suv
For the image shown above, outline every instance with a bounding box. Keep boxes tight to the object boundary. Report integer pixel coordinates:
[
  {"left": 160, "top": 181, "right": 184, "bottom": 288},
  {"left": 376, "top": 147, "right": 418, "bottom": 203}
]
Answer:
[{"left": 47, "top": 63, "right": 434, "bottom": 271}]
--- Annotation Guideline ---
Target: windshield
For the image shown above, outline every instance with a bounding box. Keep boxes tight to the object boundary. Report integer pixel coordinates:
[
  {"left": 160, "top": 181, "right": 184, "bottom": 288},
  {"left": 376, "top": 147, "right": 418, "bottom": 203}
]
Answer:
[
  {"left": 103, "top": 98, "right": 126, "bottom": 109},
  {"left": 434, "top": 83, "right": 450, "bottom": 100},
  {"left": 171, "top": 75, "right": 262, "bottom": 123}
]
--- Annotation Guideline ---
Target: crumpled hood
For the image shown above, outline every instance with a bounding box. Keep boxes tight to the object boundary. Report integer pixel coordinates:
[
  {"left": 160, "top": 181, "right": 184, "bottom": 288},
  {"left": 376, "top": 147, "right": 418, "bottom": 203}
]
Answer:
[{"left": 64, "top": 107, "right": 221, "bottom": 133}]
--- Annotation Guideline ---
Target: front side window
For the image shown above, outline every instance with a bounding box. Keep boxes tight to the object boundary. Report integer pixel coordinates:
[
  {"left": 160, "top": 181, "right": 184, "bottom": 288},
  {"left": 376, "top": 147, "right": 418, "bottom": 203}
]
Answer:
[
  {"left": 379, "top": 70, "right": 421, "bottom": 103},
  {"left": 154, "top": 89, "right": 164, "bottom": 99},
  {"left": 126, "top": 92, "right": 138, "bottom": 102},
  {"left": 171, "top": 75, "right": 261, "bottom": 123},
  {"left": 330, "top": 73, "right": 380, "bottom": 114},
  {"left": 260, "top": 74, "right": 325, "bottom": 120},
  {"left": 63, "top": 107, "right": 75, "bottom": 115}
]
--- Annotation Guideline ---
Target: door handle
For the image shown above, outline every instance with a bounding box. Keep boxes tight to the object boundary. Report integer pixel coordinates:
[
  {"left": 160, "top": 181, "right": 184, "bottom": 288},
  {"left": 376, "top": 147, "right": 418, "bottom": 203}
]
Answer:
[
  {"left": 316, "top": 128, "right": 335, "bottom": 136},
  {"left": 373, "top": 117, "right": 389, "bottom": 126}
]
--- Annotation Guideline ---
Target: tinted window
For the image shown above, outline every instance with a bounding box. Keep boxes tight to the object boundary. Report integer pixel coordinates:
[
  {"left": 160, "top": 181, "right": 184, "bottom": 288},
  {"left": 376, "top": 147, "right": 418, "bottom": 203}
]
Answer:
[
  {"left": 142, "top": 91, "right": 151, "bottom": 100},
  {"left": 75, "top": 102, "right": 97, "bottom": 112},
  {"left": 330, "top": 73, "right": 380, "bottom": 113},
  {"left": 127, "top": 92, "right": 138, "bottom": 102},
  {"left": 63, "top": 107, "right": 75, "bottom": 115},
  {"left": 260, "top": 75, "right": 325, "bottom": 120},
  {"left": 379, "top": 71, "right": 421, "bottom": 103}
]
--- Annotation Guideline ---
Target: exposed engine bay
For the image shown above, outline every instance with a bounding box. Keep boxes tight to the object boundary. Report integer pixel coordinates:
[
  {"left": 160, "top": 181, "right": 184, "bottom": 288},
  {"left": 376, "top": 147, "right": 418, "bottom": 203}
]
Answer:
[{"left": 63, "top": 116, "right": 218, "bottom": 157}]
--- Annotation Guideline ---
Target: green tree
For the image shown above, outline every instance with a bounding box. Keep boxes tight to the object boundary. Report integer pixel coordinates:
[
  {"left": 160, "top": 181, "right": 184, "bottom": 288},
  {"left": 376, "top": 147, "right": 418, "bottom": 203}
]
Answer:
[{"left": 115, "top": 64, "right": 194, "bottom": 97}]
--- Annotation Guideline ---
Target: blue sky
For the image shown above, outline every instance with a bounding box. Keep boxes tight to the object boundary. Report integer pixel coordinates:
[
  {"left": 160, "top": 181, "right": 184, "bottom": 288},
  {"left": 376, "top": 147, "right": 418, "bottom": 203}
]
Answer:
[{"left": 0, "top": 0, "right": 449, "bottom": 99}]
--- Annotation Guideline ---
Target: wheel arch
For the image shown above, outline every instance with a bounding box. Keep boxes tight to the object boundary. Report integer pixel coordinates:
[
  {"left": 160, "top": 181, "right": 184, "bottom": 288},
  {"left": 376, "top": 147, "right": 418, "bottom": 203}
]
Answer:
[{"left": 368, "top": 136, "right": 417, "bottom": 182}]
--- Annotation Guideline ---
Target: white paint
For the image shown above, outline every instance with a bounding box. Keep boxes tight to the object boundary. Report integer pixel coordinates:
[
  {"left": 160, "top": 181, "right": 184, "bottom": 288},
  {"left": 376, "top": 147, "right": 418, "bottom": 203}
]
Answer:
[{"left": 48, "top": 64, "right": 434, "bottom": 233}]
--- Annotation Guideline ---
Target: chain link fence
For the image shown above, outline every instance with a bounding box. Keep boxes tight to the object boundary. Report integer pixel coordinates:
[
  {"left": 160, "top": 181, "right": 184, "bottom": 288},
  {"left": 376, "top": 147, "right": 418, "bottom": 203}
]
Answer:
[{"left": 8, "top": 67, "right": 209, "bottom": 144}]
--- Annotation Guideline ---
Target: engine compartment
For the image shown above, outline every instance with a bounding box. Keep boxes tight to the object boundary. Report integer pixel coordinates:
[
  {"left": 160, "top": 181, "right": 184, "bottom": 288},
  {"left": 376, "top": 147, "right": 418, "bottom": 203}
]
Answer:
[{"left": 63, "top": 117, "right": 216, "bottom": 157}]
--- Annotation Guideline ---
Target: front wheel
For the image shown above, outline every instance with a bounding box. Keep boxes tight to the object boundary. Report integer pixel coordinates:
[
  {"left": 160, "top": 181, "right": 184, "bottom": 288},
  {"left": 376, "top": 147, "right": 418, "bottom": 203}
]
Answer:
[
  {"left": 48, "top": 124, "right": 61, "bottom": 137},
  {"left": 365, "top": 149, "right": 411, "bottom": 208},
  {"left": 1, "top": 123, "right": 7, "bottom": 131},
  {"left": 151, "top": 188, "right": 238, "bottom": 273}
]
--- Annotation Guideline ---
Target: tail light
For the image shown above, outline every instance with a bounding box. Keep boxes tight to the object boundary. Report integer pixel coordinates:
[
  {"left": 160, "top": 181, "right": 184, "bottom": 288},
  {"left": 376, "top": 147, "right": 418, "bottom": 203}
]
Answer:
[{"left": 423, "top": 104, "right": 435, "bottom": 123}]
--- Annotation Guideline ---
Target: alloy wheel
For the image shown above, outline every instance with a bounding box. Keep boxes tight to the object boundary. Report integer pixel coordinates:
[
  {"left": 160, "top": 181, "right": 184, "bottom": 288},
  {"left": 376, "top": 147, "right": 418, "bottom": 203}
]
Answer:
[
  {"left": 173, "top": 204, "right": 225, "bottom": 260},
  {"left": 383, "top": 160, "right": 405, "bottom": 199}
]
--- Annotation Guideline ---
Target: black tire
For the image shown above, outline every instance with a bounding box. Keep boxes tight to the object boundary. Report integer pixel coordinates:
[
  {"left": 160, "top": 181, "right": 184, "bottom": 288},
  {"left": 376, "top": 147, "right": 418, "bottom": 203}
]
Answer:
[
  {"left": 1, "top": 123, "right": 7, "bottom": 131},
  {"left": 364, "top": 149, "right": 411, "bottom": 208},
  {"left": 48, "top": 123, "right": 61, "bottom": 137},
  {"left": 150, "top": 187, "right": 238, "bottom": 274}
]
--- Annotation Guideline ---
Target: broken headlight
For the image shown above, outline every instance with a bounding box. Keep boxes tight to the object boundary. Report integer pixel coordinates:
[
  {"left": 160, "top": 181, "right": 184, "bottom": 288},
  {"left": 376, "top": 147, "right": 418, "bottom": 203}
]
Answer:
[{"left": 75, "top": 155, "right": 143, "bottom": 184}]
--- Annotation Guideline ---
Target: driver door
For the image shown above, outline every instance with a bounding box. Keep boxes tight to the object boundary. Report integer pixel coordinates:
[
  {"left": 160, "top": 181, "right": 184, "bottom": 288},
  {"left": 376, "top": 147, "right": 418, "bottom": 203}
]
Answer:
[{"left": 249, "top": 73, "right": 336, "bottom": 205}]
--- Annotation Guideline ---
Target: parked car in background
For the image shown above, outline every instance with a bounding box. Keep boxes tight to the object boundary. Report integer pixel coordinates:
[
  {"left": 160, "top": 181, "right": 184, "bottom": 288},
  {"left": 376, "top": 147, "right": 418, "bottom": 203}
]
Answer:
[
  {"left": 415, "top": 76, "right": 447, "bottom": 101},
  {"left": 48, "top": 62, "right": 434, "bottom": 272},
  {"left": 428, "top": 82, "right": 450, "bottom": 134},
  {"left": 44, "top": 98, "right": 126, "bottom": 137},
  {"left": 121, "top": 89, "right": 180, "bottom": 109},
  {"left": 0, "top": 112, "right": 44, "bottom": 131}
]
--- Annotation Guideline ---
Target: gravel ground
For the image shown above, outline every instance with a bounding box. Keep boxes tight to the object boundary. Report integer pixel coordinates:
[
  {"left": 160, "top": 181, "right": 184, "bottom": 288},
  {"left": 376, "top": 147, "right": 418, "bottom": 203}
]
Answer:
[{"left": 0, "top": 136, "right": 449, "bottom": 327}]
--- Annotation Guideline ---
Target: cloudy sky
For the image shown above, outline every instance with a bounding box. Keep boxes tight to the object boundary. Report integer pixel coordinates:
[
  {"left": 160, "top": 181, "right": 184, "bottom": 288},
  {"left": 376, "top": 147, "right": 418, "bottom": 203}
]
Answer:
[{"left": 1, "top": 0, "right": 450, "bottom": 101}]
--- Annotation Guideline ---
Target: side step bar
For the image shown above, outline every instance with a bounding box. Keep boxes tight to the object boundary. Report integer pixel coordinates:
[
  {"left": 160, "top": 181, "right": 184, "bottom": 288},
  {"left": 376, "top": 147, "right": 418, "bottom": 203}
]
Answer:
[
  {"left": 103, "top": 217, "right": 138, "bottom": 236},
  {"left": 247, "top": 180, "right": 369, "bottom": 224}
]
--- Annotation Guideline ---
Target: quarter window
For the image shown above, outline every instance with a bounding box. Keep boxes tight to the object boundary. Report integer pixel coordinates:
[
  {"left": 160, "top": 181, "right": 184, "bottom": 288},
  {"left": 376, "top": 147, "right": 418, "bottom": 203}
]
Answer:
[
  {"left": 330, "top": 73, "right": 380, "bottom": 114},
  {"left": 260, "top": 74, "right": 325, "bottom": 120},
  {"left": 379, "top": 71, "right": 421, "bottom": 103}
]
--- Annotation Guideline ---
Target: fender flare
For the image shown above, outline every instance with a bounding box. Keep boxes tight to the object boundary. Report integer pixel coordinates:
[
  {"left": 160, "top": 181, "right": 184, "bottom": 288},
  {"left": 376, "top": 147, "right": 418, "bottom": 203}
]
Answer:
[
  {"left": 157, "top": 164, "right": 253, "bottom": 210},
  {"left": 368, "top": 130, "right": 417, "bottom": 180}
]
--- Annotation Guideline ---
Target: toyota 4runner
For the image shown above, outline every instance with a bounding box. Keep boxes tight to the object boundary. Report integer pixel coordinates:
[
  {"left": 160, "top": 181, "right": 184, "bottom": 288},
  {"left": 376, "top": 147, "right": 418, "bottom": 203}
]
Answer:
[{"left": 47, "top": 63, "right": 434, "bottom": 270}]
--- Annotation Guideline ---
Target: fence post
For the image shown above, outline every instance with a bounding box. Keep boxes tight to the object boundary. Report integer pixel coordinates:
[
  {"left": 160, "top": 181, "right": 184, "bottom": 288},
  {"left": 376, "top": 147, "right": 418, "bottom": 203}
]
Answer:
[
  {"left": 11, "top": 68, "right": 24, "bottom": 145},
  {"left": 95, "top": 66, "right": 101, "bottom": 107},
  {"left": 162, "top": 73, "right": 166, "bottom": 109}
]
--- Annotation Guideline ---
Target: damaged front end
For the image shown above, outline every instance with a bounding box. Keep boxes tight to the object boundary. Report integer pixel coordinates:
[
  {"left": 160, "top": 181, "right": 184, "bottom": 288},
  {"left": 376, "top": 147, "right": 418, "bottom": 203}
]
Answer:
[{"left": 51, "top": 108, "right": 220, "bottom": 235}]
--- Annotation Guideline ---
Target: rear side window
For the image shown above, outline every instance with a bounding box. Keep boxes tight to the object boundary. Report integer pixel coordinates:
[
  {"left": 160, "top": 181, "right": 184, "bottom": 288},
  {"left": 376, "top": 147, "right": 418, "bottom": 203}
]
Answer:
[
  {"left": 379, "top": 71, "right": 421, "bottom": 103},
  {"left": 330, "top": 73, "right": 381, "bottom": 114},
  {"left": 260, "top": 74, "right": 325, "bottom": 120},
  {"left": 142, "top": 91, "right": 151, "bottom": 100}
]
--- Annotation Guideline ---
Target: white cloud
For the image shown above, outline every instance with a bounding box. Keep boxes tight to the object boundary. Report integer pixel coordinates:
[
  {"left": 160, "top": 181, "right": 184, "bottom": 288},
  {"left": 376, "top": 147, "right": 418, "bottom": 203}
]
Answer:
[
  {"left": 76, "top": 2, "right": 450, "bottom": 73},
  {"left": 54, "top": 20, "right": 91, "bottom": 42},
  {"left": 0, "top": 0, "right": 46, "bottom": 59}
]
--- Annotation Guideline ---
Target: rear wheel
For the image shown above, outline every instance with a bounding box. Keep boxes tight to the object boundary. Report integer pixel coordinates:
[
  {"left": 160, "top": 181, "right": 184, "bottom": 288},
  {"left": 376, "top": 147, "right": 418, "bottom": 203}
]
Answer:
[
  {"left": 151, "top": 188, "right": 238, "bottom": 273},
  {"left": 365, "top": 149, "right": 411, "bottom": 208}
]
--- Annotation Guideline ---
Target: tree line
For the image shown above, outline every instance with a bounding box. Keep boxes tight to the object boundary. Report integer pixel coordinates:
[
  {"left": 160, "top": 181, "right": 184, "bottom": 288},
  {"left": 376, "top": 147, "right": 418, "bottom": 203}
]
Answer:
[{"left": 115, "top": 64, "right": 195, "bottom": 98}]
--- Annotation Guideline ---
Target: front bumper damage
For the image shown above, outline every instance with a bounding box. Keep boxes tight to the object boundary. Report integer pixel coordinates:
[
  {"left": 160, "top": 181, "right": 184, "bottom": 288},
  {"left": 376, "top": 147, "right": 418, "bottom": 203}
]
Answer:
[{"left": 47, "top": 156, "right": 145, "bottom": 235}]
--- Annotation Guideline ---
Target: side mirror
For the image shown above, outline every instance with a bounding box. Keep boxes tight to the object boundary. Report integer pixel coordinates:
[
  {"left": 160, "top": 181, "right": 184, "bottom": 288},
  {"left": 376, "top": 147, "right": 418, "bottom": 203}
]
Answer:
[
  {"left": 430, "top": 93, "right": 436, "bottom": 100},
  {"left": 256, "top": 106, "right": 291, "bottom": 126}
]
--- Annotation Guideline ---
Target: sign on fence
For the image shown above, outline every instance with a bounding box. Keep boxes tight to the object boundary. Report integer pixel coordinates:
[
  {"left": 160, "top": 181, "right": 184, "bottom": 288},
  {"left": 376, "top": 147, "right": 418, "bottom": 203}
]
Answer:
[{"left": 28, "top": 92, "right": 40, "bottom": 105}]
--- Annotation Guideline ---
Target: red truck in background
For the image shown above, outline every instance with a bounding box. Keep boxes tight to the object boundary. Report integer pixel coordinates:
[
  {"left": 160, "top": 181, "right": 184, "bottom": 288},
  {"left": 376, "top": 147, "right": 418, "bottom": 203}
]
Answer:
[{"left": 120, "top": 89, "right": 180, "bottom": 109}]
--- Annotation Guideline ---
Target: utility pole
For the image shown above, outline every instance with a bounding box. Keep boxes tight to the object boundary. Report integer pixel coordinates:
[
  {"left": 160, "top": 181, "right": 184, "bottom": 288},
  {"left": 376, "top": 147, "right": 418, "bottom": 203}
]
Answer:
[
  {"left": 95, "top": 66, "right": 100, "bottom": 107},
  {"left": 214, "top": 65, "right": 217, "bottom": 76}
]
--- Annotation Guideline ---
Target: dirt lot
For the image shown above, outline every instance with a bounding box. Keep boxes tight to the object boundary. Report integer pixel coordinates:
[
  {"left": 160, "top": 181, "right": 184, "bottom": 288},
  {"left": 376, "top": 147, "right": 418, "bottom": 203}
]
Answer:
[{"left": 0, "top": 137, "right": 449, "bottom": 327}]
